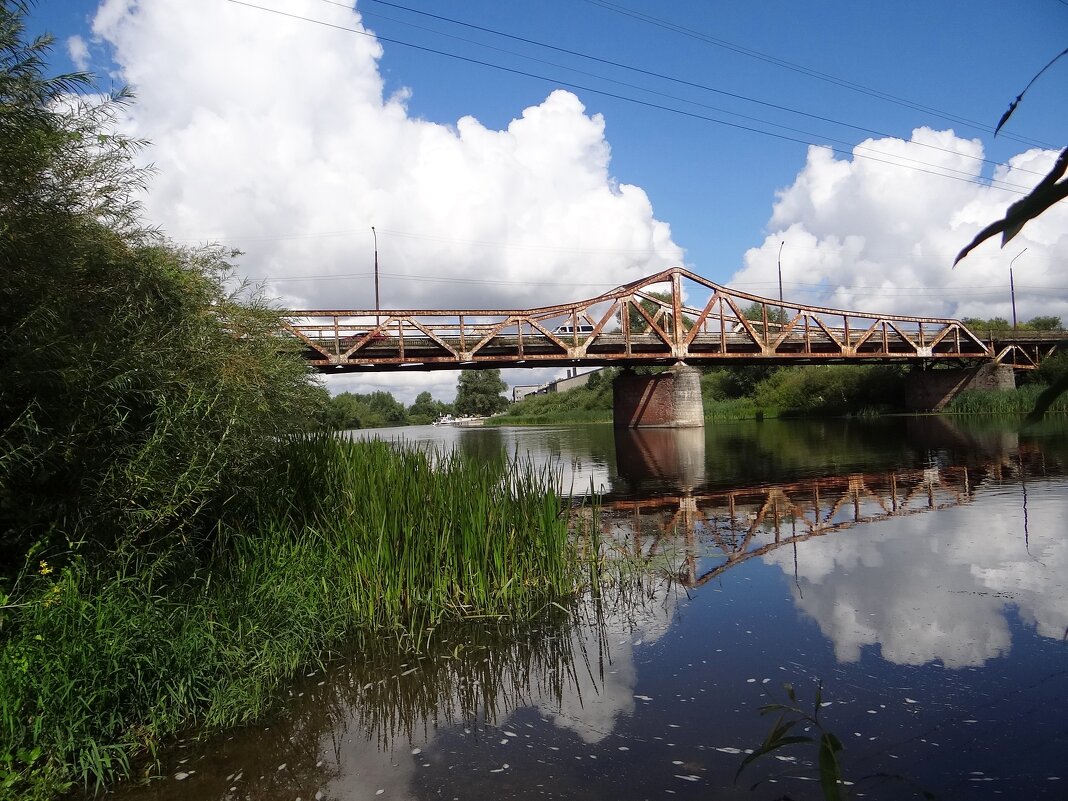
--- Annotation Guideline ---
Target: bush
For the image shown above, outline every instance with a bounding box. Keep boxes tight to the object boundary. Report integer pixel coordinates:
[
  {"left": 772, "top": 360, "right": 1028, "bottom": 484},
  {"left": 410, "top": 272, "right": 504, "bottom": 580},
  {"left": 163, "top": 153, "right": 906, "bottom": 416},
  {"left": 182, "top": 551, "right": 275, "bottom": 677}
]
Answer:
[{"left": 0, "top": 5, "right": 324, "bottom": 572}]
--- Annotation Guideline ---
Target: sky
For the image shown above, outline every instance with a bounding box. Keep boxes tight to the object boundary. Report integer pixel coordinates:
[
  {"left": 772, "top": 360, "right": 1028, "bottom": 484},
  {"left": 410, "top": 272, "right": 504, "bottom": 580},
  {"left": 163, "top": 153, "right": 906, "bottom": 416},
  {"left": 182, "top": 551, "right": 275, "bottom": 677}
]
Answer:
[{"left": 27, "top": 0, "right": 1068, "bottom": 403}]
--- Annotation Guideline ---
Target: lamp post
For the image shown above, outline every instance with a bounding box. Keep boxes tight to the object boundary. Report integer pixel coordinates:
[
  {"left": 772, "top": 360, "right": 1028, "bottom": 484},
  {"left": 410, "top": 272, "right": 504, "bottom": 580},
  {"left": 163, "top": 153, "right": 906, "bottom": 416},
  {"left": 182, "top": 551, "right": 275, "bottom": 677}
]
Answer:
[
  {"left": 777, "top": 240, "right": 784, "bottom": 306},
  {"left": 1010, "top": 247, "right": 1026, "bottom": 333},
  {"left": 371, "top": 225, "right": 380, "bottom": 326}
]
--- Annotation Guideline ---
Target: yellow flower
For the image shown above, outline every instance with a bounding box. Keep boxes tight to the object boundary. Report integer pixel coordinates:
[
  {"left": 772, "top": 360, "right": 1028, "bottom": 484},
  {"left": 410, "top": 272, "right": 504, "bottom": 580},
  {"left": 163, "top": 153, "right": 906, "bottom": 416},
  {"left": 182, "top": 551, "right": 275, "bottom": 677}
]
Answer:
[{"left": 38, "top": 560, "right": 52, "bottom": 576}]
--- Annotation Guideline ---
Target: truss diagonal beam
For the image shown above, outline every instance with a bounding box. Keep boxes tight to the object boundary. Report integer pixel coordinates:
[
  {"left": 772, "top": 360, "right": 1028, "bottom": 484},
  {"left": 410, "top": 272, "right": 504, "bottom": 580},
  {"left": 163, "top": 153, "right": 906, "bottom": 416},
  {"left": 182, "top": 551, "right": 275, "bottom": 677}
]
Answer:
[{"left": 280, "top": 266, "right": 1026, "bottom": 372}]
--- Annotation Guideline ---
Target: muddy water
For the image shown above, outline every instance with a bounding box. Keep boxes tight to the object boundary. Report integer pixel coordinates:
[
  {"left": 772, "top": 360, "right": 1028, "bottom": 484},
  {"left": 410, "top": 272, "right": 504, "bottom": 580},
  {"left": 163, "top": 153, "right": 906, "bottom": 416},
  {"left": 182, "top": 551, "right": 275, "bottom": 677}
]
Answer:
[{"left": 101, "top": 417, "right": 1068, "bottom": 800}]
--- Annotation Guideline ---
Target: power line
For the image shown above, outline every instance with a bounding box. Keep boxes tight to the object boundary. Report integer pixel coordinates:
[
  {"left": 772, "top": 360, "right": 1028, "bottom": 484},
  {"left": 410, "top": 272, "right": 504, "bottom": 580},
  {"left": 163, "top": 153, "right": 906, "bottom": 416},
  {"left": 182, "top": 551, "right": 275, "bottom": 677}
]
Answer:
[
  {"left": 353, "top": 0, "right": 1049, "bottom": 182},
  {"left": 253, "top": 268, "right": 1065, "bottom": 299},
  {"left": 170, "top": 225, "right": 677, "bottom": 255},
  {"left": 581, "top": 0, "right": 1059, "bottom": 152},
  {"left": 225, "top": 0, "right": 1044, "bottom": 196}
]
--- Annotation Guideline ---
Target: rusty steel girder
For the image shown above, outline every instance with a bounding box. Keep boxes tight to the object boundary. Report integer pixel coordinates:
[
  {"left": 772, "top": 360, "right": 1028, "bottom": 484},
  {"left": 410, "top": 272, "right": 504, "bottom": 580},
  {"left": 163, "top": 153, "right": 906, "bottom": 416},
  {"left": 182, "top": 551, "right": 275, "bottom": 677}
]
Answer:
[{"left": 281, "top": 267, "right": 1029, "bottom": 372}]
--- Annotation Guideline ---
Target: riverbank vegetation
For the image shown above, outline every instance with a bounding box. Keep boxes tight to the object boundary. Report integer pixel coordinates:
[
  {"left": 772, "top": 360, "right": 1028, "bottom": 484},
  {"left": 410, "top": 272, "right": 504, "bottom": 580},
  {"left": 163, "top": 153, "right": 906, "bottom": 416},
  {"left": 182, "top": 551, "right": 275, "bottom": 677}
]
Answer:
[
  {"left": 492, "top": 363, "right": 913, "bottom": 425},
  {"left": 317, "top": 369, "right": 508, "bottom": 429},
  {"left": 491, "top": 336, "right": 1068, "bottom": 425},
  {"left": 1, "top": 437, "right": 593, "bottom": 799},
  {"left": 0, "top": 10, "right": 595, "bottom": 799}
]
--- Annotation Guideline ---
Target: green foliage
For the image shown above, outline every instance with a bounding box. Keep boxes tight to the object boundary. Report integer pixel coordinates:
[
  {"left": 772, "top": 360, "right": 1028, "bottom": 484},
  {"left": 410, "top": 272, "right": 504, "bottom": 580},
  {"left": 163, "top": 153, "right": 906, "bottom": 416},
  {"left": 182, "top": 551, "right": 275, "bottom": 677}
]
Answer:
[
  {"left": 322, "top": 390, "right": 409, "bottom": 430},
  {"left": 454, "top": 369, "right": 508, "bottom": 416},
  {"left": 407, "top": 390, "right": 453, "bottom": 425},
  {"left": 961, "top": 315, "right": 1062, "bottom": 333},
  {"left": 944, "top": 383, "right": 1068, "bottom": 415},
  {"left": 751, "top": 365, "right": 907, "bottom": 416},
  {"left": 0, "top": 437, "right": 592, "bottom": 799},
  {"left": 497, "top": 369, "right": 616, "bottom": 423},
  {"left": 1027, "top": 315, "right": 1062, "bottom": 331},
  {"left": 501, "top": 365, "right": 912, "bottom": 425},
  {"left": 742, "top": 301, "right": 789, "bottom": 325},
  {"left": 701, "top": 365, "right": 781, "bottom": 400},
  {"left": 1036, "top": 351, "right": 1068, "bottom": 386},
  {"left": 736, "top": 681, "right": 846, "bottom": 800},
  {"left": 0, "top": 4, "right": 324, "bottom": 572}
]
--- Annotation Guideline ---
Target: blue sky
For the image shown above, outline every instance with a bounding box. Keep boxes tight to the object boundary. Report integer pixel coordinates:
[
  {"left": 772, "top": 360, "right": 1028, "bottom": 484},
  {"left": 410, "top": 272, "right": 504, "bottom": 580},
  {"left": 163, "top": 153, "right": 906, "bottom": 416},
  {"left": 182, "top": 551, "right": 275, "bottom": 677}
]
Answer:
[{"left": 23, "top": 0, "right": 1068, "bottom": 399}]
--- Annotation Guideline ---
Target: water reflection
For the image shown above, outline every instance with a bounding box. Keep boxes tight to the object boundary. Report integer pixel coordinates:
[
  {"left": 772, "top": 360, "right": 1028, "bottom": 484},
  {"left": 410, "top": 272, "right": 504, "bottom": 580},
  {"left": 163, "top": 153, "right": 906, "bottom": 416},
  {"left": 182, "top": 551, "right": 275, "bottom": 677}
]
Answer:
[
  {"left": 613, "top": 428, "right": 706, "bottom": 491},
  {"left": 113, "top": 592, "right": 680, "bottom": 801},
  {"left": 601, "top": 439, "right": 1067, "bottom": 668},
  {"left": 109, "top": 417, "right": 1068, "bottom": 801}
]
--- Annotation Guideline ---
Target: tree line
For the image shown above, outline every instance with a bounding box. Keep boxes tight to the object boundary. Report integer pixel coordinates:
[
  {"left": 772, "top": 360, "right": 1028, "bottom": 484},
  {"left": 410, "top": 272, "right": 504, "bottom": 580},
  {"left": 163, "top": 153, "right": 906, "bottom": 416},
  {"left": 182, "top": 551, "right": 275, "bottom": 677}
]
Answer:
[{"left": 319, "top": 368, "right": 509, "bottom": 429}]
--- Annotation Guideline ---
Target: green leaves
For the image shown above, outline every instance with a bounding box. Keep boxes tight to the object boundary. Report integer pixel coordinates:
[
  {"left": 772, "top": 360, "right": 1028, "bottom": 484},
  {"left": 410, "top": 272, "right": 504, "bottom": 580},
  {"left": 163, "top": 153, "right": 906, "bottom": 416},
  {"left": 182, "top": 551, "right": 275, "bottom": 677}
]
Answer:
[
  {"left": 454, "top": 369, "right": 509, "bottom": 417},
  {"left": 953, "top": 147, "right": 1068, "bottom": 267},
  {"left": 993, "top": 47, "right": 1068, "bottom": 137},
  {"left": 954, "top": 45, "right": 1067, "bottom": 267},
  {"left": 734, "top": 714, "right": 812, "bottom": 783},
  {"left": 736, "top": 680, "right": 848, "bottom": 800}
]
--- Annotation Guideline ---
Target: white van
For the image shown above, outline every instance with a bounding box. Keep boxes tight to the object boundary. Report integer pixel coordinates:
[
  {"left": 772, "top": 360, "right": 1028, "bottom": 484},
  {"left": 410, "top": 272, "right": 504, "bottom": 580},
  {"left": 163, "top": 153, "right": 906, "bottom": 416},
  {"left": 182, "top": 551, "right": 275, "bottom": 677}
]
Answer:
[{"left": 554, "top": 324, "right": 595, "bottom": 334}]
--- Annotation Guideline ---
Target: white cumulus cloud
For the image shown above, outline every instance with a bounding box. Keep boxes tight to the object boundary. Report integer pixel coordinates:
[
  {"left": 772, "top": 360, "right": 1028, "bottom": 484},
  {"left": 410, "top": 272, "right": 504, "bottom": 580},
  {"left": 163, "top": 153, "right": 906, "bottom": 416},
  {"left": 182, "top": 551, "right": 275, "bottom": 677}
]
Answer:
[
  {"left": 732, "top": 129, "right": 1068, "bottom": 323},
  {"left": 66, "top": 34, "right": 90, "bottom": 71},
  {"left": 89, "top": 0, "right": 684, "bottom": 401}
]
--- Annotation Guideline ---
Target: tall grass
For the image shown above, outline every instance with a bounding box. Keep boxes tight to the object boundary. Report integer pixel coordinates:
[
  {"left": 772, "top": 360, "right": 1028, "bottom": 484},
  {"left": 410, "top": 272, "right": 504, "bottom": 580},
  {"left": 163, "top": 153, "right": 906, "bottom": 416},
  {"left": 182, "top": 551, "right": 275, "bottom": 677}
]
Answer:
[
  {"left": 0, "top": 437, "right": 595, "bottom": 800},
  {"left": 943, "top": 384, "right": 1068, "bottom": 415}
]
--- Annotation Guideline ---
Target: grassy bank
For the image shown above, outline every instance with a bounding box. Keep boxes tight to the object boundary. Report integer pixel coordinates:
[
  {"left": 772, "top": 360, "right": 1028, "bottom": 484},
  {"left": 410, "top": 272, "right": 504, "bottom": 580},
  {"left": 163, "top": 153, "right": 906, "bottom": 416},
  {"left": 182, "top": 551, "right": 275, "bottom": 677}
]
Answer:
[
  {"left": 497, "top": 363, "right": 1068, "bottom": 425},
  {"left": 0, "top": 436, "right": 594, "bottom": 800},
  {"left": 493, "top": 365, "right": 907, "bottom": 426},
  {"left": 943, "top": 383, "right": 1068, "bottom": 415}
]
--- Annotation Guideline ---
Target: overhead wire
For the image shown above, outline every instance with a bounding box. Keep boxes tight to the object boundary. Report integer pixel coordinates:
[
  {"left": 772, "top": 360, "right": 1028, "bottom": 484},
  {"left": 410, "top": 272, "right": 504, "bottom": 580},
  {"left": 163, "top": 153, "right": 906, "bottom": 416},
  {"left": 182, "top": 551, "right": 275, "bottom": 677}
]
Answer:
[
  {"left": 226, "top": 0, "right": 1047, "bottom": 196},
  {"left": 353, "top": 0, "right": 1051, "bottom": 182},
  {"left": 252, "top": 268, "right": 1064, "bottom": 301},
  {"left": 581, "top": 0, "right": 1059, "bottom": 152},
  {"left": 217, "top": 0, "right": 1065, "bottom": 308}
]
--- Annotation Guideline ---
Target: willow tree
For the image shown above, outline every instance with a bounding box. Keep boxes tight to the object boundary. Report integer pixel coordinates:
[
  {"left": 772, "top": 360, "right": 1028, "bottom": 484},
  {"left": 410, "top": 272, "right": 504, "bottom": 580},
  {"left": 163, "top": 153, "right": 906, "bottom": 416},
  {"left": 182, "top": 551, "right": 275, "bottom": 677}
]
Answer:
[
  {"left": 454, "top": 369, "right": 508, "bottom": 416},
  {"left": 0, "top": 1, "right": 324, "bottom": 572}
]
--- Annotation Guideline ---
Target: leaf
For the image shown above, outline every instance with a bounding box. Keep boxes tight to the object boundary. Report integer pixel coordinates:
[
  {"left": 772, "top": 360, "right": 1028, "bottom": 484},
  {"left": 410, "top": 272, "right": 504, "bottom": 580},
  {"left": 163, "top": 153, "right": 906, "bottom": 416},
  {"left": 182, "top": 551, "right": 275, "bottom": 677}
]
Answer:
[
  {"left": 953, "top": 147, "right": 1068, "bottom": 266},
  {"left": 994, "top": 46, "right": 1068, "bottom": 136},
  {"left": 994, "top": 96, "right": 1022, "bottom": 138},
  {"left": 734, "top": 716, "right": 813, "bottom": 782},
  {"left": 818, "top": 732, "right": 845, "bottom": 801}
]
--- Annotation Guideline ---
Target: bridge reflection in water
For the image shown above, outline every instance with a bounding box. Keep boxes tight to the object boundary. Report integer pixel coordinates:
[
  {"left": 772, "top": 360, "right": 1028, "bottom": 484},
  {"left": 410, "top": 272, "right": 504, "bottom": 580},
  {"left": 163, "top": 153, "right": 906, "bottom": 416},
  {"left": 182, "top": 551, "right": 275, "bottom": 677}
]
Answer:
[
  {"left": 102, "top": 419, "right": 1067, "bottom": 801},
  {"left": 602, "top": 426, "right": 1041, "bottom": 589}
]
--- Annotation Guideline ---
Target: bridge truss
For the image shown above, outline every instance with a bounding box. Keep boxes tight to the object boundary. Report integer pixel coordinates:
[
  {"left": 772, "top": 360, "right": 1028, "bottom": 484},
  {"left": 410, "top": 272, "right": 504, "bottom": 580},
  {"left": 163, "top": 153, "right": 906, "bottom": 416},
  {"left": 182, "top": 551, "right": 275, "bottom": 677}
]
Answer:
[
  {"left": 283, "top": 267, "right": 995, "bottom": 372},
  {"left": 597, "top": 446, "right": 1052, "bottom": 588}
]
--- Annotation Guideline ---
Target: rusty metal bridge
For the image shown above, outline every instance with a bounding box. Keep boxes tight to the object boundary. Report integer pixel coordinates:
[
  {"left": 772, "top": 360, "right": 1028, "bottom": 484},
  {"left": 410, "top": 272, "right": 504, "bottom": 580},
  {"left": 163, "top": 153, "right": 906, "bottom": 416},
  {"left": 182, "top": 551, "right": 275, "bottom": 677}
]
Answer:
[{"left": 283, "top": 267, "right": 1059, "bottom": 372}]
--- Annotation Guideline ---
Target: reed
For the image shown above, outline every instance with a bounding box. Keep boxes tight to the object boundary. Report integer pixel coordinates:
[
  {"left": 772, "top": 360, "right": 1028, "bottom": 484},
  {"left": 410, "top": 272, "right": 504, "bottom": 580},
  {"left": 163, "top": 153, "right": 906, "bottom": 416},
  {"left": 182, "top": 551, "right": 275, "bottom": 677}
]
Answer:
[
  {"left": 943, "top": 384, "right": 1068, "bottom": 415},
  {"left": 0, "top": 437, "right": 598, "bottom": 800}
]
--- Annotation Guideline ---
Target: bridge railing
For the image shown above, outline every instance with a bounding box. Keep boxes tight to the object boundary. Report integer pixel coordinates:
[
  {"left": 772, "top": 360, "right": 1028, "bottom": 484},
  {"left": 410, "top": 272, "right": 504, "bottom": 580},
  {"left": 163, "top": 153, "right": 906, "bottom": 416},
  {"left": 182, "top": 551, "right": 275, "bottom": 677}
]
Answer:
[{"left": 283, "top": 267, "right": 993, "bottom": 371}]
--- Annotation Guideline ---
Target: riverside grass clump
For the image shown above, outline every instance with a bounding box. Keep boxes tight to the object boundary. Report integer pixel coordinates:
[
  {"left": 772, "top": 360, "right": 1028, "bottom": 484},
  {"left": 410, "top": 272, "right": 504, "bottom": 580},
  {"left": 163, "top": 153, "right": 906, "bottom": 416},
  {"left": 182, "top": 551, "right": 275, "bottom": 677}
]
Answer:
[
  {"left": 943, "top": 383, "right": 1068, "bottom": 415},
  {"left": 0, "top": 436, "right": 594, "bottom": 800}
]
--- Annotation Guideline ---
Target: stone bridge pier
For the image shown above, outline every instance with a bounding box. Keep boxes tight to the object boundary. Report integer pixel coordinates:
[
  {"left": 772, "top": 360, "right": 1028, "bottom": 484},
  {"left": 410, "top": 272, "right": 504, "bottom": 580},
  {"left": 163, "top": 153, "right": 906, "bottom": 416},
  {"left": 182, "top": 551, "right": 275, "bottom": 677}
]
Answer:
[{"left": 613, "top": 364, "right": 705, "bottom": 428}]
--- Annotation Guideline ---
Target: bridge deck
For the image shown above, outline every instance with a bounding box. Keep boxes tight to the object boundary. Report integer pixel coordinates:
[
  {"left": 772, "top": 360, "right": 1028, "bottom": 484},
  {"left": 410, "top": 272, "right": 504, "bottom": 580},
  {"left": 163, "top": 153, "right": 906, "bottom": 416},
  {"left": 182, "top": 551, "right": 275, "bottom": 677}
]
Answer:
[{"left": 282, "top": 268, "right": 1057, "bottom": 371}]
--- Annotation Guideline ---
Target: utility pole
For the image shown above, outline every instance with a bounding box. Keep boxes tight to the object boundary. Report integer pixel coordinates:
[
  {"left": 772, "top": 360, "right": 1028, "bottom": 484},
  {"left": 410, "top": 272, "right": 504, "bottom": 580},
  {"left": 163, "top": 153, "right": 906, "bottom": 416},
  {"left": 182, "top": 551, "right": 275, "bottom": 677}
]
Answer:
[
  {"left": 1010, "top": 248, "right": 1026, "bottom": 333},
  {"left": 777, "top": 240, "right": 784, "bottom": 306},
  {"left": 372, "top": 225, "right": 380, "bottom": 326}
]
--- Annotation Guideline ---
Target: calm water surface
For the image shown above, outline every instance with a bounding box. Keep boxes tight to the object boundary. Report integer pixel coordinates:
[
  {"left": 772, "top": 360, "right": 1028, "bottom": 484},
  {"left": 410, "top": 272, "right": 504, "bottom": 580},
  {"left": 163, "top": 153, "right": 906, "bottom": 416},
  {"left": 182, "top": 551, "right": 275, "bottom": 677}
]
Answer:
[{"left": 105, "top": 417, "right": 1068, "bottom": 801}]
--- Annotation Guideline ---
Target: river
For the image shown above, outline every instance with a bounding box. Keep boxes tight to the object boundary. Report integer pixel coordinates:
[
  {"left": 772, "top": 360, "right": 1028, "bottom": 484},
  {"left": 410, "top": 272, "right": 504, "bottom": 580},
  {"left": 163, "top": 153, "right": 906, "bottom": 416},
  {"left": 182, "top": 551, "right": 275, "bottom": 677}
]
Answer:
[{"left": 103, "top": 416, "right": 1068, "bottom": 801}]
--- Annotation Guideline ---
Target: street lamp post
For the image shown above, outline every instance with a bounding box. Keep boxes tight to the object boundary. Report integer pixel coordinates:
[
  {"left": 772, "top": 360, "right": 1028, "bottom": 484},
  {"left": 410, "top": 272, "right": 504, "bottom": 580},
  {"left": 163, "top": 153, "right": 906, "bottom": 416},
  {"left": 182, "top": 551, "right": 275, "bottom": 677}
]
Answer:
[
  {"left": 372, "top": 225, "right": 380, "bottom": 326},
  {"left": 777, "top": 240, "right": 784, "bottom": 306},
  {"left": 1010, "top": 247, "right": 1026, "bottom": 333}
]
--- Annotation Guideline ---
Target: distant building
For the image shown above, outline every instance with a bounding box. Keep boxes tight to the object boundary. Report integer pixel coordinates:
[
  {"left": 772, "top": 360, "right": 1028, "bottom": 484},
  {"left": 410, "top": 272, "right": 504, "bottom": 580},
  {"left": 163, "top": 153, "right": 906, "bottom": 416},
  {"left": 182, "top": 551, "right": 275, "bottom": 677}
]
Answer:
[
  {"left": 512, "top": 368, "right": 602, "bottom": 402},
  {"left": 512, "top": 385, "right": 542, "bottom": 402}
]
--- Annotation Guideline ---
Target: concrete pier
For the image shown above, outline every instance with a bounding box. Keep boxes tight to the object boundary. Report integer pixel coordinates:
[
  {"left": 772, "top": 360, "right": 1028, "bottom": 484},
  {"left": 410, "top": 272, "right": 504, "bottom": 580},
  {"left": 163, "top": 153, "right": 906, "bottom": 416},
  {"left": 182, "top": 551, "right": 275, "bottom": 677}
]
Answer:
[
  {"left": 905, "top": 363, "right": 1015, "bottom": 411},
  {"left": 612, "top": 364, "right": 704, "bottom": 428}
]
